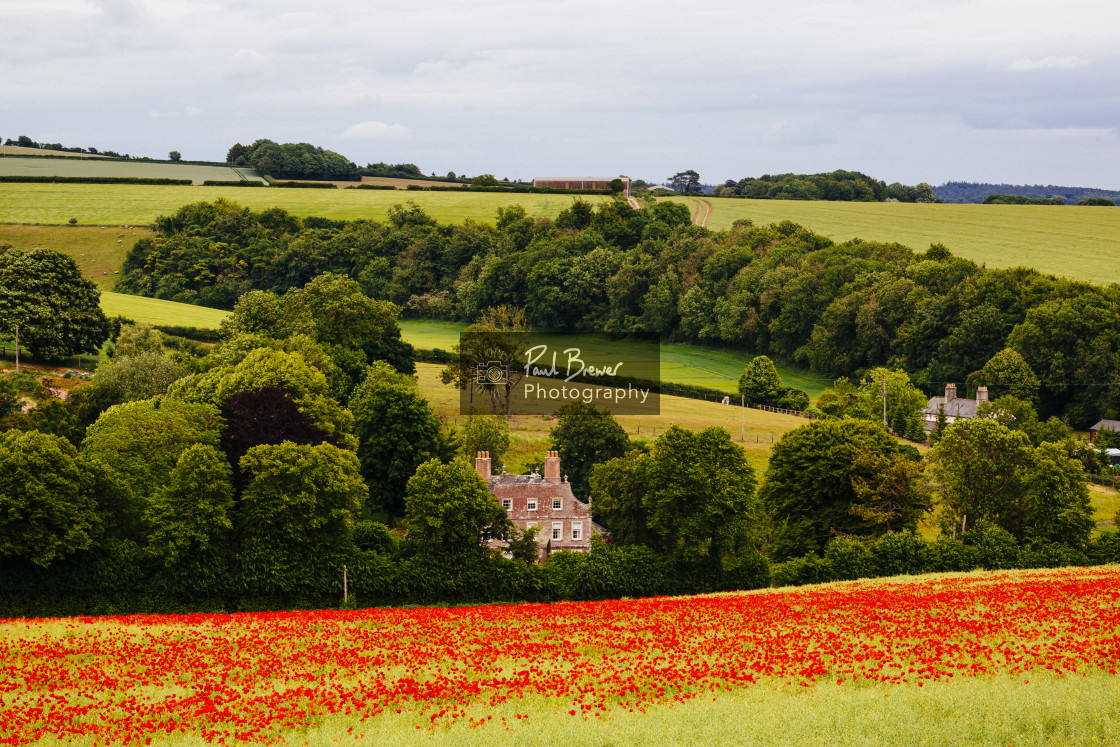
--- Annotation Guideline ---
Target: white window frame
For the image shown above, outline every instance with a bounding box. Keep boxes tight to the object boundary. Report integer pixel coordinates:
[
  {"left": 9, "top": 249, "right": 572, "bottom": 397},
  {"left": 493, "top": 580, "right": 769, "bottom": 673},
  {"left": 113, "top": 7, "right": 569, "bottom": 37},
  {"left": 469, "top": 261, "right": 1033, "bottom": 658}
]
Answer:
[
  {"left": 552, "top": 497, "right": 562, "bottom": 510},
  {"left": 527, "top": 498, "right": 537, "bottom": 511},
  {"left": 552, "top": 522, "right": 563, "bottom": 541},
  {"left": 501, "top": 498, "right": 512, "bottom": 510},
  {"left": 572, "top": 522, "right": 583, "bottom": 541}
]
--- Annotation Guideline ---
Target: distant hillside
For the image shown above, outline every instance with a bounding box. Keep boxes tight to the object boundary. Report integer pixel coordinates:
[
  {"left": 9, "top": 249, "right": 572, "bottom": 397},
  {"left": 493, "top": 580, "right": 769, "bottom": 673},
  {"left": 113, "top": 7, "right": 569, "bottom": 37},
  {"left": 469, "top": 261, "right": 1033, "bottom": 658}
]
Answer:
[{"left": 934, "top": 181, "right": 1120, "bottom": 205}]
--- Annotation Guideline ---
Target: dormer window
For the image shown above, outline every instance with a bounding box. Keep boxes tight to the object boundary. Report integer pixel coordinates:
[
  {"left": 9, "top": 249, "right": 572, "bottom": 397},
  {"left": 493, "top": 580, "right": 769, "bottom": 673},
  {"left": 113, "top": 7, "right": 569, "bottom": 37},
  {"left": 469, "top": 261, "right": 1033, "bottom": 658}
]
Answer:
[
  {"left": 527, "top": 499, "right": 537, "bottom": 511},
  {"left": 552, "top": 498, "right": 562, "bottom": 510}
]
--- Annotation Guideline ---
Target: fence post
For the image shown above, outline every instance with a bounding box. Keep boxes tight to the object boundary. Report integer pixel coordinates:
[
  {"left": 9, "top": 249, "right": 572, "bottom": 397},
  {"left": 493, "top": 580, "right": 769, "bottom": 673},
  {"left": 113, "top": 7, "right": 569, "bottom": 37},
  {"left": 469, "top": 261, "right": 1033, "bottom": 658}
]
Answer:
[{"left": 343, "top": 564, "right": 348, "bottom": 605}]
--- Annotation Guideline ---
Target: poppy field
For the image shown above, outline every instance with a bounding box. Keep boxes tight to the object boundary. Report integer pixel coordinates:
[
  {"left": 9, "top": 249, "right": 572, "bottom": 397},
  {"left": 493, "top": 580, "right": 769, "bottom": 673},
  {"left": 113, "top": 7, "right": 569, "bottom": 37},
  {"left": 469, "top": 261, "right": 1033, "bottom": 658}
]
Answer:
[{"left": 2, "top": 567, "right": 1120, "bottom": 745}]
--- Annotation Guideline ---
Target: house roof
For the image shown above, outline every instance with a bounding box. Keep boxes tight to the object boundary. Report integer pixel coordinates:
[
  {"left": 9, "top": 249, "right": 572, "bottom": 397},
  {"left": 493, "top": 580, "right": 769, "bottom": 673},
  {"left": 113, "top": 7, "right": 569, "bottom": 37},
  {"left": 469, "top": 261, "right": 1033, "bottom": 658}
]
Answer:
[
  {"left": 923, "top": 396, "right": 982, "bottom": 419},
  {"left": 1091, "top": 419, "right": 1120, "bottom": 432}
]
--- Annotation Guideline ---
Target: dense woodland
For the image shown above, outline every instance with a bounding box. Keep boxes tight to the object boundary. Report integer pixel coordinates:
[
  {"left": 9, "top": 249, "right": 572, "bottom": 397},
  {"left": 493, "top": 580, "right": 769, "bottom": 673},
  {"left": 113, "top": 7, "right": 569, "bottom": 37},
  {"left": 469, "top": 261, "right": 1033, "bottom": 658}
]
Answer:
[
  {"left": 116, "top": 197, "right": 1120, "bottom": 426},
  {"left": 934, "top": 181, "right": 1120, "bottom": 205}
]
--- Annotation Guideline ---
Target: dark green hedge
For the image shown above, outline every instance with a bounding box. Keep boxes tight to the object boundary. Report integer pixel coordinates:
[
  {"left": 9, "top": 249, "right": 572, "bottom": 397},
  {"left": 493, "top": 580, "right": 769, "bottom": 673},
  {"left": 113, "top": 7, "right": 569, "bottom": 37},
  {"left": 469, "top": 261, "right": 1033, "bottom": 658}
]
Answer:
[
  {"left": 0, "top": 175, "right": 192, "bottom": 185},
  {"left": 152, "top": 324, "right": 223, "bottom": 342},
  {"left": 273, "top": 181, "right": 338, "bottom": 189},
  {"left": 202, "top": 180, "right": 265, "bottom": 187}
]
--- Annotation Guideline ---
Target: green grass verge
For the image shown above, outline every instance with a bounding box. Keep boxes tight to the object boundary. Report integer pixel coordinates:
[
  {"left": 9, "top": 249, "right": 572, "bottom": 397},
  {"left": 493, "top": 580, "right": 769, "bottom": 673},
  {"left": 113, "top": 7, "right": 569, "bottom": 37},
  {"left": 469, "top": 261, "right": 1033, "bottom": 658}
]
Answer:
[
  {"left": 99, "top": 291, "right": 229, "bottom": 328},
  {"left": 665, "top": 197, "right": 1120, "bottom": 286},
  {"left": 0, "top": 184, "right": 610, "bottom": 226}
]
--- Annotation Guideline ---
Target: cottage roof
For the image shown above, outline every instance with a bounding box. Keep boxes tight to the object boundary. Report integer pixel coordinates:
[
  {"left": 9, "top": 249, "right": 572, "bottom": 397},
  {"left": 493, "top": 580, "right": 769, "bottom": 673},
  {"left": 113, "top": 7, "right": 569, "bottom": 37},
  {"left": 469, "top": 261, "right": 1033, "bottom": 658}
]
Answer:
[
  {"left": 922, "top": 396, "right": 981, "bottom": 420},
  {"left": 1091, "top": 419, "right": 1120, "bottom": 432}
]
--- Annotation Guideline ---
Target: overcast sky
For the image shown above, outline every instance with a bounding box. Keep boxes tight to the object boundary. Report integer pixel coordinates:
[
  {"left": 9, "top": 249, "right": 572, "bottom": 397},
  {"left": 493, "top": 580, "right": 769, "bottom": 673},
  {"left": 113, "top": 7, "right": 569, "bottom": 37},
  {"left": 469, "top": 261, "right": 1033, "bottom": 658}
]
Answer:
[{"left": 2, "top": 0, "right": 1118, "bottom": 187}]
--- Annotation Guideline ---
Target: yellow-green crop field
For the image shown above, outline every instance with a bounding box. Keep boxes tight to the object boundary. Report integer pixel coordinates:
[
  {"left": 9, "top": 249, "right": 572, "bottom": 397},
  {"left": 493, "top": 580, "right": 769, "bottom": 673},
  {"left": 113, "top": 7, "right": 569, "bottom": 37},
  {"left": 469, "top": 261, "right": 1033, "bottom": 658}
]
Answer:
[
  {"left": 0, "top": 183, "right": 609, "bottom": 226},
  {"left": 664, "top": 196, "right": 1120, "bottom": 286}
]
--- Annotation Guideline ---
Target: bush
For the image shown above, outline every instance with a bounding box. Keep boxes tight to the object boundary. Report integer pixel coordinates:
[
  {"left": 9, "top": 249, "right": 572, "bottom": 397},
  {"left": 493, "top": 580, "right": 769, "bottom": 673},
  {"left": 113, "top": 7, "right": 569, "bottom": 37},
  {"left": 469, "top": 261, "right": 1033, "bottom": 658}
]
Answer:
[
  {"left": 1017, "top": 542, "right": 1087, "bottom": 569},
  {"left": 870, "top": 531, "right": 926, "bottom": 577},
  {"left": 721, "top": 549, "right": 772, "bottom": 590},
  {"left": 965, "top": 521, "right": 1020, "bottom": 570},
  {"left": 922, "top": 537, "right": 977, "bottom": 573},
  {"left": 823, "top": 537, "right": 875, "bottom": 581},
  {"left": 771, "top": 553, "right": 829, "bottom": 587},
  {"left": 542, "top": 544, "right": 675, "bottom": 600}
]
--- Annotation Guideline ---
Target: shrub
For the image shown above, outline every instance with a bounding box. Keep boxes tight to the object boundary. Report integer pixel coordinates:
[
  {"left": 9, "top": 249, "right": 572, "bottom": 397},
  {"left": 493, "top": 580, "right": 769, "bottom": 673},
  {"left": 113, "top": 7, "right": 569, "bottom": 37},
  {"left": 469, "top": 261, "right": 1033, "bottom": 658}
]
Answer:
[
  {"left": 870, "top": 531, "right": 926, "bottom": 577},
  {"left": 922, "top": 537, "right": 977, "bottom": 573},
  {"left": 965, "top": 521, "right": 1020, "bottom": 570},
  {"left": 823, "top": 537, "right": 875, "bottom": 581},
  {"left": 771, "top": 553, "right": 829, "bottom": 587}
]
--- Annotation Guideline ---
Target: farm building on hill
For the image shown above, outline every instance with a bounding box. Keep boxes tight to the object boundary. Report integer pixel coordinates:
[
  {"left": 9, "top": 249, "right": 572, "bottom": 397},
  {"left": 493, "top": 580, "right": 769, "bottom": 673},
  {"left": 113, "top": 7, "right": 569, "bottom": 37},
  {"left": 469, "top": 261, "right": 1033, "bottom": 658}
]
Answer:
[
  {"left": 922, "top": 383, "right": 989, "bottom": 431},
  {"left": 1090, "top": 420, "right": 1120, "bottom": 443},
  {"left": 475, "top": 450, "right": 601, "bottom": 562},
  {"left": 532, "top": 176, "right": 630, "bottom": 195}
]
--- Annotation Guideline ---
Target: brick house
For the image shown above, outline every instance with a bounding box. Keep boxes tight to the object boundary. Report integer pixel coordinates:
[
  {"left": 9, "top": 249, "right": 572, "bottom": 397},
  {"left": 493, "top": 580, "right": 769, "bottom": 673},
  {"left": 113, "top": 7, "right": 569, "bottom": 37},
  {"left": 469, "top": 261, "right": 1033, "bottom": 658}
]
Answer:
[
  {"left": 475, "top": 450, "right": 597, "bottom": 562},
  {"left": 922, "top": 383, "right": 989, "bottom": 431}
]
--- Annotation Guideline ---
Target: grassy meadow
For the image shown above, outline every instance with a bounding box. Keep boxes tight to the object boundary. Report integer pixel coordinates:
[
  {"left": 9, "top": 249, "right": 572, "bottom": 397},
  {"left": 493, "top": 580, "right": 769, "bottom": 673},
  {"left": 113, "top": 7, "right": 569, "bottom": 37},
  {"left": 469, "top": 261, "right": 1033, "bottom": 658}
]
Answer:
[
  {"left": 99, "top": 291, "right": 230, "bottom": 328},
  {"left": 4, "top": 567, "right": 1118, "bottom": 746},
  {"left": 664, "top": 196, "right": 1120, "bottom": 286},
  {"left": 0, "top": 223, "right": 154, "bottom": 289}
]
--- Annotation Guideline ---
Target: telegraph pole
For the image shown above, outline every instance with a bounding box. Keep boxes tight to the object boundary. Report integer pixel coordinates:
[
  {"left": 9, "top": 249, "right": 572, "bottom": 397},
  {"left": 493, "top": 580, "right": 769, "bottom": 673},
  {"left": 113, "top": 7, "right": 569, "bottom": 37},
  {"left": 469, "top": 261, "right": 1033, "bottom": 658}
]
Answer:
[{"left": 881, "top": 377, "right": 887, "bottom": 430}]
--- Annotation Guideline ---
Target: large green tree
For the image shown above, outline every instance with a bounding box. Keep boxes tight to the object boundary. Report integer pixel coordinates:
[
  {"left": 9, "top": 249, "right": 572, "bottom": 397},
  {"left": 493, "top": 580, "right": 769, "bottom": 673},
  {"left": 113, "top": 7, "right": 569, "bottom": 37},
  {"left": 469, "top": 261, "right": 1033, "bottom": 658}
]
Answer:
[
  {"left": 738, "top": 355, "right": 783, "bottom": 406},
  {"left": 926, "top": 418, "right": 1033, "bottom": 539},
  {"left": 550, "top": 401, "right": 632, "bottom": 502},
  {"left": 0, "top": 431, "right": 104, "bottom": 566},
  {"left": 146, "top": 443, "right": 234, "bottom": 568},
  {"left": 760, "top": 419, "right": 916, "bottom": 560},
  {"left": 349, "top": 365, "right": 450, "bottom": 519},
  {"left": 404, "top": 459, "right": 511, "bottom": 554},
  {"left": 0, "top": 248, "right": 109, "bottom": 359},
  {"left": 82, "top": 398, "right": 224, "bottom": 501}
]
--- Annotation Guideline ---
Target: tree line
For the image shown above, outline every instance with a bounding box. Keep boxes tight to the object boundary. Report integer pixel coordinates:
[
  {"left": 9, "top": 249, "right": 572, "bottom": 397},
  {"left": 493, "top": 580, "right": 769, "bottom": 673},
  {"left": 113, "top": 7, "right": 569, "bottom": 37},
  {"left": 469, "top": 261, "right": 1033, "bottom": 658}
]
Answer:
[{"left": 113, "top": 197, "right": 1120, "bottom": 428}]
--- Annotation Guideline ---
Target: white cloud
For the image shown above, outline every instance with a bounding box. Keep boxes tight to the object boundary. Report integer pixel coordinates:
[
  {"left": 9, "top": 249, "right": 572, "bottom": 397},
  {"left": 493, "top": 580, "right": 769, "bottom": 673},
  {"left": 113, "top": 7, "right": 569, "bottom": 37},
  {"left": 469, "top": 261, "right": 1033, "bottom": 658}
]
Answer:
[
  {"left": 147, "top": 106, "right": 202, "bottom": 118},
  {"left": 1009, "top": 56, "right": 1088, "bottom": 72},
  {"left": 341, "top": 121, "right": 412, "bottom": 141}
]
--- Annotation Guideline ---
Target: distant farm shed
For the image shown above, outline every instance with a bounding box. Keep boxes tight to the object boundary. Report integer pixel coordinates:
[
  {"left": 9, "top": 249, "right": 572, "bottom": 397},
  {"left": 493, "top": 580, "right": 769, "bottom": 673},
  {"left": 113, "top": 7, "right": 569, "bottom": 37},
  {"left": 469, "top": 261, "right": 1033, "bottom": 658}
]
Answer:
[{"left": 533, "top": 176, "right": 630, "bottom": 195}]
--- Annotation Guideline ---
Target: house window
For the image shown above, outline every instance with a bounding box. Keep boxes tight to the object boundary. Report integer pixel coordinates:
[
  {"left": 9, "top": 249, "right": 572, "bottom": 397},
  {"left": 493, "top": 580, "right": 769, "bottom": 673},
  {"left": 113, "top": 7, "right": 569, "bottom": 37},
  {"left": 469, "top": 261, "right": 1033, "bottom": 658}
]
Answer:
[
  {"left": 572, "top": 523, "right": 583, "bottom": 541},
  {"left": 552, "top": 498, "right": 562, "bottom": 510},
  {"left": 552, "top": 522, "right": 563, "bottom": 541},
  {"left": 527, "top": 499, "right": 537, "bottom": 511},
  {"left": 501, "top": 498, "right": 511, "bottom": 510}
]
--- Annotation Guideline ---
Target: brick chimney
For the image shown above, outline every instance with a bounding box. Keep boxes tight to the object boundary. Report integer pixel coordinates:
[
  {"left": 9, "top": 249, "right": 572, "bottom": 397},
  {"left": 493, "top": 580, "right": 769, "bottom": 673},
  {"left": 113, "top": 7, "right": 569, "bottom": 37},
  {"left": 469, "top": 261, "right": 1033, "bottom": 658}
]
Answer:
[
  {"left": 945, "top": 383, "right": 957, "bottom": 401},
  {"left": 976, "top": 386, "right": 989, "bottom": 403},
  {"left": 475, "top": 451, "right": 491, "bottom": 480},
  {"left": 544, "top": 450, "right": 561, "bottom": 483}
]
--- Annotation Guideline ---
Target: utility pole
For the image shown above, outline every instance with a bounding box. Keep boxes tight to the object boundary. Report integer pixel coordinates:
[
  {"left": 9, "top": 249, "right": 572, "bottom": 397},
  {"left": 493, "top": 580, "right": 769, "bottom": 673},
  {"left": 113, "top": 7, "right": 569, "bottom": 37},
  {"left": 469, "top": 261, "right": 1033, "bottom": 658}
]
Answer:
[
  {"left": 343, "top": 564, "right": 348, "bottom": 606},
  {"left": 881, "top": 377, "right": 887, "bottom": 430},
  {"left": 13, "top": 322, "right": 18, "bottom": 374}
]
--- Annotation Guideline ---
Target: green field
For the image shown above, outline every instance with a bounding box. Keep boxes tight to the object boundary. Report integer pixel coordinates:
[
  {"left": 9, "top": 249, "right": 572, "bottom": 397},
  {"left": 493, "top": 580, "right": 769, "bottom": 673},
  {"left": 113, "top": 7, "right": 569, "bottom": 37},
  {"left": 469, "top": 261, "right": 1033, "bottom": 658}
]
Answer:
[
  {"left": 665, "top": 196, "right": 1120, "bottom": 286},
  {"left": 99, "top": 291, "right": 229, "bottom": 327},
  {"left": 0, "top": 224, "right": 154, "bottom": 289},
  {"left": 401, "top": 319, "right": 830, "bottom": 398},
  {"left": 0, "top": 183, "right": 609, "bottom": 226},
  {"left": 0, "top": 157, "right": 262, "bottom": 185}
]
